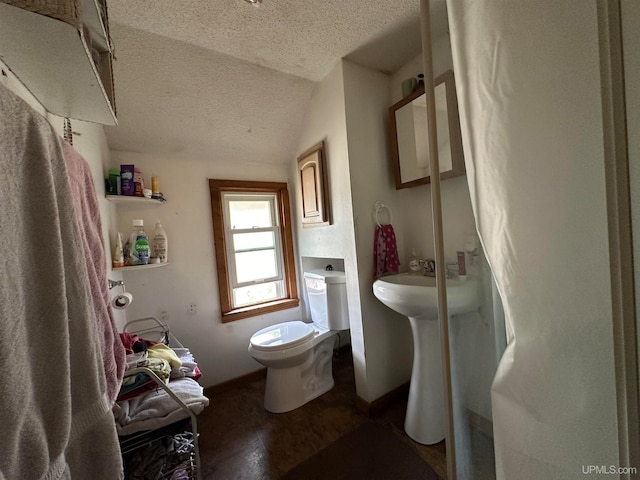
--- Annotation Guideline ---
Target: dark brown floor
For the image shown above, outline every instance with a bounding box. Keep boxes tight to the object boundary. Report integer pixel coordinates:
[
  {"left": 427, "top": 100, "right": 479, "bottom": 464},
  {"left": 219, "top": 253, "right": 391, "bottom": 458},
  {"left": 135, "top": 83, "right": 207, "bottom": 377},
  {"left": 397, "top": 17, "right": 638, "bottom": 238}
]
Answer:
[{"left": 198, "top": 351, "right": 448, "bottom": 479}]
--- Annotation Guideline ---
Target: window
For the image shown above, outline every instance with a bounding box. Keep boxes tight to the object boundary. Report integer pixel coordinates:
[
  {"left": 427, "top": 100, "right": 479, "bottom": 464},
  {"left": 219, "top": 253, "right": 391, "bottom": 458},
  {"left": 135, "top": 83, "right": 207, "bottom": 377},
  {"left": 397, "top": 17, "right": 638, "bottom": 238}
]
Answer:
[{"left": 209, "top": 179, "right": 299, "bottom": 321}]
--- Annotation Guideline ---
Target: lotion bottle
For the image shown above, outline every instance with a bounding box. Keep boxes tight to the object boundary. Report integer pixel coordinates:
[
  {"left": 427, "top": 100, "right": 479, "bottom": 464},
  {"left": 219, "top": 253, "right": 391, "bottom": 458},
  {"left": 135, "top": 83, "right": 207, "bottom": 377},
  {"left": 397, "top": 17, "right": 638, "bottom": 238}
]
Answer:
[{"left": 152, "top": 220, "right": 168, "bottom": 263}]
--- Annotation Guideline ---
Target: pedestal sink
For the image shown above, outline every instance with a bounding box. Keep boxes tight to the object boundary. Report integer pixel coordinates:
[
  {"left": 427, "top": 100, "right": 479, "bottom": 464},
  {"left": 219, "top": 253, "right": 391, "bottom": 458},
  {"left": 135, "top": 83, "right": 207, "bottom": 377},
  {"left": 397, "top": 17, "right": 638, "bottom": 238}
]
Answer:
[{"left": 372, "top": 273, "right": 479, "bottom": 445}]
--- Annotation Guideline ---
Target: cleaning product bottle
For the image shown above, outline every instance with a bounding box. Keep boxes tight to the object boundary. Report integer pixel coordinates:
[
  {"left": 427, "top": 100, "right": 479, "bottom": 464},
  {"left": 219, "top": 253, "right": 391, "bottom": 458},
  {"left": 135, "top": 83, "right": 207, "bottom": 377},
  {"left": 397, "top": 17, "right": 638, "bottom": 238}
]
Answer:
[
  {"left": 409, "top": 249, "right": 421, "bottom": 272},
  {"left": 128, "top": 219, "right": 150, "bottom": 265},
  {"left": 152, "top": 220, "right": 168, "bottom": 263}
]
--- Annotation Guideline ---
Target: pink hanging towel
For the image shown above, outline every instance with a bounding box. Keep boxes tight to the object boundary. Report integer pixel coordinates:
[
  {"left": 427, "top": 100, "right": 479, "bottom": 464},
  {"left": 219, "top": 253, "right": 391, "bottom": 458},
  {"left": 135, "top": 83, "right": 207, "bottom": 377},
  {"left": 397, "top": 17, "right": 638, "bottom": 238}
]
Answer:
[{"left": 374, "top": 224, "right": 400, "bottom": 280}]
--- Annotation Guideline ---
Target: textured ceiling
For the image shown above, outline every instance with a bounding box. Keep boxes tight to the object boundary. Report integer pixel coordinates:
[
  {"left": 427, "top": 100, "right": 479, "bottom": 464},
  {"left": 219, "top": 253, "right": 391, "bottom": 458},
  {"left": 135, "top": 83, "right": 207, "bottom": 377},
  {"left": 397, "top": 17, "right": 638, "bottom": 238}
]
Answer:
[{"left": 105, "top": 0, "right": 449, "bottom": 165}]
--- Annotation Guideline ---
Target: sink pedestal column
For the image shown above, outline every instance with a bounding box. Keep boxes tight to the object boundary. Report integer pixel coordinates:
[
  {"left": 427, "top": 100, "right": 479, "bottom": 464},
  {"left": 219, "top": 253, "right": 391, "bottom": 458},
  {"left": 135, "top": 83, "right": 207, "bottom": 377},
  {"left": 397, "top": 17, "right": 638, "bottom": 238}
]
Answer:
[{"left": 405, "top": 316, "right": 445, "bottom": 445}]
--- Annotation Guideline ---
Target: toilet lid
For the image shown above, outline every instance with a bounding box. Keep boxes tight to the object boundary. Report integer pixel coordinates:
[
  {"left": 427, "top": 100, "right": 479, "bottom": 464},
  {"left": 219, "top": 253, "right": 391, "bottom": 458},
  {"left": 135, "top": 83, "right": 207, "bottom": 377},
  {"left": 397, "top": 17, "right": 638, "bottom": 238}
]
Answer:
[{"left": 250, "top": 321, "right": 315, "bottom": 351}]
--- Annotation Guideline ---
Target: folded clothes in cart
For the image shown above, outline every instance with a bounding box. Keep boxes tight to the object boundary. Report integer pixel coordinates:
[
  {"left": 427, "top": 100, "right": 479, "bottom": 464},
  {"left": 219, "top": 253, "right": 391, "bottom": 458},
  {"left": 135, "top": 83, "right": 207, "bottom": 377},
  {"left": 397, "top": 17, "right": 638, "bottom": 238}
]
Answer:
[
  {"left": 170, "top": 347, "right": 201, "bottom": 381},
  {"left": 113, "top": 377, "right": 209, "bottom": 436},
  {"left": 118, "top": 357, "right": 172, "bottom": 401}
]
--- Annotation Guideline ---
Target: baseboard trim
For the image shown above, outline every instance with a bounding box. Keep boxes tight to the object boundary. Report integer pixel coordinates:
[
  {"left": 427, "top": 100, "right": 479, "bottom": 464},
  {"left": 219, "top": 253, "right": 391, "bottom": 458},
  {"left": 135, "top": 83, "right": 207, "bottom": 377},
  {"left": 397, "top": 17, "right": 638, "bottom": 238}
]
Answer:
[
  {"left": 466, "top": 408, "right": 493, "bottom": 439},
  {"left": 355, "top": 382, "right": 410, "bottom": 417},
  {"left": 204, "top": 368, "right": 267, "bottom": 397}
]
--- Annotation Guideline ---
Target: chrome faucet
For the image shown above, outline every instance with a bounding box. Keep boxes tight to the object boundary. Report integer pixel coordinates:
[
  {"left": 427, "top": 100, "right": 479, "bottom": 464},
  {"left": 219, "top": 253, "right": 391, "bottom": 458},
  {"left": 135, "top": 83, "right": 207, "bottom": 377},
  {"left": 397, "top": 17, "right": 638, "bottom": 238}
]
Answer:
[{"left": 422, "top": 259, "right": 436, "bottom": 277}]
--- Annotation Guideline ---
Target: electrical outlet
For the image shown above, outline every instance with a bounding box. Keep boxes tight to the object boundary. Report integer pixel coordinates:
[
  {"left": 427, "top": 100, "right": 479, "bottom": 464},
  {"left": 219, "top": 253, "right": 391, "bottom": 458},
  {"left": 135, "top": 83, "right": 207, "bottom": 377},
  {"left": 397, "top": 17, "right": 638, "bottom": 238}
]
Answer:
[
  {"left": 188, "top": 304, "right": 197, "bottom": 314},
  {"left": 160, "top": 310, "right": 168, "bottom": 320}
]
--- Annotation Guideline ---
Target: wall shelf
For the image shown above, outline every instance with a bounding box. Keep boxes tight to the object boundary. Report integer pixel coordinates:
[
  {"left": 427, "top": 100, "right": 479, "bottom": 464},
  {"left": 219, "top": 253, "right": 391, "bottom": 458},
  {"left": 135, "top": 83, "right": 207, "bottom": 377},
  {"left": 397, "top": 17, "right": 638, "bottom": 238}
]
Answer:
[
  {"left": 108, "top": 193, "right": 168, "bottom": 270},
  {"left": 0, "top": 1, "right": 117, "bottom": 125},
  {"left": 106, "top": 195, "right": 164, "bottom": 206},
  {"left": 113, "top": 263, "right": 169, "bottom": 272}
]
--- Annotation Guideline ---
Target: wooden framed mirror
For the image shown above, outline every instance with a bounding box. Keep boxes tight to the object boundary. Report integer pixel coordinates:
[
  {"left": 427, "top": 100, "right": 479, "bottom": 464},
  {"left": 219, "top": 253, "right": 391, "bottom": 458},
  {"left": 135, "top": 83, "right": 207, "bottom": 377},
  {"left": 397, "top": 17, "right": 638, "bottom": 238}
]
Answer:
[{"left": 389, "top": 70, "right": 465, "bottom": 189}]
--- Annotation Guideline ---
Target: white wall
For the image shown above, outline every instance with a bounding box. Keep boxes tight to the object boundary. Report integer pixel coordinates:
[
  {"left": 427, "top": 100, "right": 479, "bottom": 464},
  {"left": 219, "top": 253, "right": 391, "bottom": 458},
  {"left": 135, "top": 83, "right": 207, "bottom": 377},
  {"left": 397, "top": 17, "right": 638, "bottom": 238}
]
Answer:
[
  {"left": 291, "top": 59, "right": 424, "bottom": 403},
  {"left": 109, "top": 151, "right": 303, "bottom": 388},
  {"left": 290, "top": 62, "right": 373, "bottom": 395},
  {"left": 342, "top": 59, "right": 414, "bottom": 401}
]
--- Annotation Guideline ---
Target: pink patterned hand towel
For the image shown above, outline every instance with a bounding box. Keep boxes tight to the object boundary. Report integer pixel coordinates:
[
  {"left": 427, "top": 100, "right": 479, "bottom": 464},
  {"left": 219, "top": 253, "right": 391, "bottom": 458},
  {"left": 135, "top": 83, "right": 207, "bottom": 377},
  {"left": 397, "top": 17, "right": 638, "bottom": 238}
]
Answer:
[{"left": 374, "top": 224, "right": 400, "bottom": 280}]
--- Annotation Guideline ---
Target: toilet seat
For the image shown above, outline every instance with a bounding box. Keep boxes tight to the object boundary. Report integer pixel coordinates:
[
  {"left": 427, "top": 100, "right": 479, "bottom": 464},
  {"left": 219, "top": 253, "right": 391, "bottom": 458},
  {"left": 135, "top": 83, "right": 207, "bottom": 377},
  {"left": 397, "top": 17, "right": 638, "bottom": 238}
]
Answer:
[{"left": 250, "top": 321, "right": 315, "bottom": 351}]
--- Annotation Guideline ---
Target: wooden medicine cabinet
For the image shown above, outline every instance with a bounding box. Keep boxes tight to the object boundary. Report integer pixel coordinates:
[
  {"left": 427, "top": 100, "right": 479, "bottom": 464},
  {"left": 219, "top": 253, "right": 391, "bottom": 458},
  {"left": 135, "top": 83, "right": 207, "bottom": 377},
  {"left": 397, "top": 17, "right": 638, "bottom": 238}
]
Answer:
[{"left": 389, "top": 70, "right": 465, "bottom": 189}]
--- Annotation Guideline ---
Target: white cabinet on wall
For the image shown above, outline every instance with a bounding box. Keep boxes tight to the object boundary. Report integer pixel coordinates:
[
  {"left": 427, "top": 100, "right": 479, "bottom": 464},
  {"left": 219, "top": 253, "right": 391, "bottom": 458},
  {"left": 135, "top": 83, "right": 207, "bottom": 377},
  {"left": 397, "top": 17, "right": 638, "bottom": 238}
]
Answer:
[{"left": 0, "top": 0, "right": 117, "bottom": 125}]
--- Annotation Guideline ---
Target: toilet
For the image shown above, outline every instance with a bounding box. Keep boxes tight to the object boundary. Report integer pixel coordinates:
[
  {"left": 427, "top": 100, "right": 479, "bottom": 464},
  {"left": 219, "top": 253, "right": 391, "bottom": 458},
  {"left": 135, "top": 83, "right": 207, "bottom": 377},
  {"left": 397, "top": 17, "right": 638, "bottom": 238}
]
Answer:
[{"left": 248, "top": 269, "right": 350, "bottom": 413}]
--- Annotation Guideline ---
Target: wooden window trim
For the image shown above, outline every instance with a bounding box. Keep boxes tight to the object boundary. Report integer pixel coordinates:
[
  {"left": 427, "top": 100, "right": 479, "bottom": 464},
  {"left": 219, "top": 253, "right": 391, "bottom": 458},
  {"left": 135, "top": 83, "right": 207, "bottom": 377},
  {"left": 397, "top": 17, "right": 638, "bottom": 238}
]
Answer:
[{"left": 209, "top": 179, "right": 299, "bottom": 322}]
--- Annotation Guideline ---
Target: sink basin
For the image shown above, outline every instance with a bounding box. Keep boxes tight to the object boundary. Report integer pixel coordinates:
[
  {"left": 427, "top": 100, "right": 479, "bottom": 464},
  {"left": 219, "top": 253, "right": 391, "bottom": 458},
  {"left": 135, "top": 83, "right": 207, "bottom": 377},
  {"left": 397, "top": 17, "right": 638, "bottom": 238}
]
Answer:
[
  {"left": 372, "top": 273, "right": 480, "bottom": 445},
  {"left": 372, "top": 273, "right": 479, "bottom": 319}
]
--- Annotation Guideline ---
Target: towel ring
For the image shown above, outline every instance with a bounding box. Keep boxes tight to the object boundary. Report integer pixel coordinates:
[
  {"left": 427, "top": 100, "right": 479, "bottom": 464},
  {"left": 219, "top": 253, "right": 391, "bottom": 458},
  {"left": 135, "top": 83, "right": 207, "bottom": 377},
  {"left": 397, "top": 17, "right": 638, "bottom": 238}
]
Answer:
[{"left": 373, "top": 201, "right": 392, "bottom": 227}]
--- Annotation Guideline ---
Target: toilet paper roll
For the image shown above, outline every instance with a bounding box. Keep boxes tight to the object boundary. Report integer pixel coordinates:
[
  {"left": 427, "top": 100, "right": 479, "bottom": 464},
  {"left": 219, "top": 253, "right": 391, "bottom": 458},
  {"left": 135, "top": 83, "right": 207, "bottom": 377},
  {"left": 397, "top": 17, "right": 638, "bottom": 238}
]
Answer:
[{"left": 112, "top": 292, "right": 133, "bottom": 310}]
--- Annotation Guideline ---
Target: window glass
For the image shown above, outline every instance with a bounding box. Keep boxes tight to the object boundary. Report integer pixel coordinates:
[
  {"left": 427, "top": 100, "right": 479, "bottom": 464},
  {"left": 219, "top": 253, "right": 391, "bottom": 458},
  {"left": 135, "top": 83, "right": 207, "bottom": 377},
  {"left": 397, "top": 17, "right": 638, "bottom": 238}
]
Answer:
[
  {"left": 235, "top": 249, "right": 278, "bottom": 284},
  {"left": 233, "top": 281, "right": 283, "bottom": 307},
  {"left": 233, "top": 231, "right": 275, "bottom": 251},
  {"left": 228, "top": 198, "right": 273, "bottom": 229}
]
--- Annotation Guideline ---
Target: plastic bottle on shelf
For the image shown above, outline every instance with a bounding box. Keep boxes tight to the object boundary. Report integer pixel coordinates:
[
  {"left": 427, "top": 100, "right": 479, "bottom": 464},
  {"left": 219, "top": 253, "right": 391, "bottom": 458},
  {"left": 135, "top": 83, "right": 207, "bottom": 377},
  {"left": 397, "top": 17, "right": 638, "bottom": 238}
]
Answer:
[
  {"left": 152, "top": 220, "right": 168, "bottom": 263},
  {"left": 112, "top": 232, "right": 124, "bottom": 268},
  {"left": 151, "top": 174, "right": 164, "bottom": 200},
  {"left": 151, "top": 174, "right": 160, "bottom": 195},
  {"left": 128, "top": 219, "right": 150, "bottom": 265},
  {"left": 133, "top": 168, "right": 145, "bottom": 197},
  {"left": 107, "top": 167, "right": 120, "bottom": 195}
]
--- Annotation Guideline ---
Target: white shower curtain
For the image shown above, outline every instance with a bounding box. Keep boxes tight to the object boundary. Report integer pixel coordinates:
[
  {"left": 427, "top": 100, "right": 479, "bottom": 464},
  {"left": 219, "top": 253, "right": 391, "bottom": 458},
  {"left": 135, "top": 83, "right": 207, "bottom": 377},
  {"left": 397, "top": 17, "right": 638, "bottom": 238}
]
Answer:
[{"left": 446, "top": 1, "right": 620, "bottom": 478}]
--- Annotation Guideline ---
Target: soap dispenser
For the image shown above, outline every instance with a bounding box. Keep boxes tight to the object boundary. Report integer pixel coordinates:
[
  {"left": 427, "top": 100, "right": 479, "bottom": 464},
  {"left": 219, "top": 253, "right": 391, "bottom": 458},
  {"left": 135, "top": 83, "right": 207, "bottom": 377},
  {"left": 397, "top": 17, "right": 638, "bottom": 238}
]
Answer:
[{"left": 409, "top": 249, "right": 421, "bottom": 273}]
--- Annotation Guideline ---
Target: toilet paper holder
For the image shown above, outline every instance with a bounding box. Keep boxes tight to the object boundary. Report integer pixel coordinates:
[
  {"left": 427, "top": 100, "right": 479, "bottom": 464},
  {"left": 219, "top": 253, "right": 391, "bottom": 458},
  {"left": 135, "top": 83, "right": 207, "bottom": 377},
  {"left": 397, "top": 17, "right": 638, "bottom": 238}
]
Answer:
[
  {"left": 108, "top": 279, "right": 133, "bottom": 310},
  {"left": 108, "top": 279, "right": 125, "bottom": 291}
]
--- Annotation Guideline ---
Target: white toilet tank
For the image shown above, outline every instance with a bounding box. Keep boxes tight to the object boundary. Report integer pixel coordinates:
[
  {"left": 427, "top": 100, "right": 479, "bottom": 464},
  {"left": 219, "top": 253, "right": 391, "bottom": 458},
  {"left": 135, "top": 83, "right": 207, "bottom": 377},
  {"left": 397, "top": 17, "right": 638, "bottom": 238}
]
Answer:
[{"left": 304, "top": 269, "right": 349, "bottom": 331}]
